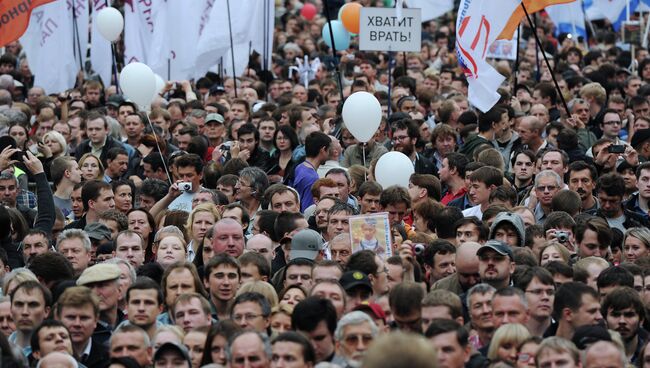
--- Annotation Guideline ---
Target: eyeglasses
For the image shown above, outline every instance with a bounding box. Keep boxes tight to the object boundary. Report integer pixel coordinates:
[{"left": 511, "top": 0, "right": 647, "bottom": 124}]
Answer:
[
  {"left": 603, "top": 120, "right": 622, "bottom": 125},
  {"left": 525, "top": 288, "right": 555, "bottom": 296},
  {"left": 536, "top": 185, "right": 558, "bottom": 192},
  {"left": 344, "top": 334, "right": 374, "bottom": 345},
  {"left": 518, "top": 353, "right": 535, "bottom": 362},
  {"left": 231, "top": 313, "right": 263, "bottom": 322},
  {"left": 392, "top": 135, "right": 410, "bottom": 142}
]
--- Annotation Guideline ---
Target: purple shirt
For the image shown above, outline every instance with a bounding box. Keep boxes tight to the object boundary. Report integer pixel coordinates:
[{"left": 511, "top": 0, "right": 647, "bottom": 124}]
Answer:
[{"left": 293, "top": 162, "right": 319, "bottom": 212}]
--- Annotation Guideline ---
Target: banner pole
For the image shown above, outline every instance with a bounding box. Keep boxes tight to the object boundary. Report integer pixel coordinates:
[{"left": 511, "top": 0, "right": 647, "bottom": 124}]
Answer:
[
  {"left": 521, "top": 3, "right": 570, "bottom": 116},
  {"left": 226, "top": 0, "right": 238, "bottom": 97},
  {"left": 323, "top": 0, "right": 345, "bottom": 102}
]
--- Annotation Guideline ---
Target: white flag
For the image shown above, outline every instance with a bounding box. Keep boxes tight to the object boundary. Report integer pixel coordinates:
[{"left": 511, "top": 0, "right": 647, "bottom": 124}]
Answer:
[
  {"left": 20, "top": 1, "right": 78, "bottom": 94},
  {"left": 406, "top": 0, "right": 454, "bottom": 22},
  {"left": 195, "top": 0, "right": 274, "bottom": 78},
  {"left": 68, "top": 0, "right": 89, "bottom": 71},
  {"left": 123, "top": 0, "right": 154, "bottom": 64},
  {"left": 456, "top": 0, "right": 521, "bottom": 112},
  {"left": 90, "top": 1, "right": 113, "bottom": 86},
  {"left": 149, "top": 0, "right": 214, "bottom": 81},
  {"left": 546, "top": 0, "right": 587, "bottom": 39}
]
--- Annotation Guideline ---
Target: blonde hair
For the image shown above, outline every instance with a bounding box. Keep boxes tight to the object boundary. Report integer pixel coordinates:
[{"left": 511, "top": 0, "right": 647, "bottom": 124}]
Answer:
[
  {"left": 271, "top": 303, "right": 294, "bottom": 318},
  {"left": 539, "top": 241, "right": 571, "bottom": 265},
  {"left": 153, "top": 324, "right": 185, "bottom": 342},
  {"left": 3, "top": 268, "right": 38, "bottom": 296},
  {"left": 78, "top": 153, "right": 105, "bottom": 180},
  {"left": 42, "top": 131, "right": 68, "bottom": 156},
  {"left": 237, "top": 281, "right": 279, "bottom": 307},
  {"left": 580, "top": 82, "right": 607, "bottom": 106},
  {"left": 185, "top": 203, "right": 221, "bottom": 242},
  {"left": 155, "top": 225, "right": 187, "bottom": 247},
  {"left": 487, "top": 323, "right": 531, "bottom": 362}
]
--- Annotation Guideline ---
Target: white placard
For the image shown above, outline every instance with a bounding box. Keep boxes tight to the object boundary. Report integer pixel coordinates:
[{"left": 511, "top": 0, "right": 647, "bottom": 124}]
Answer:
[
  {"left": 359, "top": 7, "right": 421, "bottom": 52},
  {"left": 486, "top": 31, "right": 519, "bottom": 61}
]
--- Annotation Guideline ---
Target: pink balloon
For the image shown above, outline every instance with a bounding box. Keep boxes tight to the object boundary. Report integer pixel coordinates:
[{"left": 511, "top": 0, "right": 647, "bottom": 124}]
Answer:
[{"left": 300, "top": 3, "right": 317, "bottom": 20}]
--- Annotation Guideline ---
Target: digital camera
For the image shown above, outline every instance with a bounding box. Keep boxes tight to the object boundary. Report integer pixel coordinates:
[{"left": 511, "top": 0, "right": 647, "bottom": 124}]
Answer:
[{"left": 178, "top": 182, "right": 192, "bottom": 192}]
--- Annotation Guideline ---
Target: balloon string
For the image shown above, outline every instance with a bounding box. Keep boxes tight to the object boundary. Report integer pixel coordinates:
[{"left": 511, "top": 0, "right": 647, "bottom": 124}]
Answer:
[
  {"left": 143, "top": 112, "right": 173, "bottom": 185},
  {"left": 362, "top": 142, "right": 367, "bottom": 181}
]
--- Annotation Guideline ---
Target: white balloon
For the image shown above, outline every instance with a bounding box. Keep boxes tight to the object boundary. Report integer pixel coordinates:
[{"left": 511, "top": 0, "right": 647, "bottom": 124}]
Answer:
[
  {"left": 342, "top": 91, "right": 381, "bottom": 143},
  {"left": 96, "top": 7, "right": 124, "bottom": 42},
  {"left": 119, "top": 62, "right": 157, "bottom": 108},
  {"left": 154, "top": 74, "right": 165, "bottom": 94},
  {"left": 375, "top": 152, "right": 415, "bottom": 189}
]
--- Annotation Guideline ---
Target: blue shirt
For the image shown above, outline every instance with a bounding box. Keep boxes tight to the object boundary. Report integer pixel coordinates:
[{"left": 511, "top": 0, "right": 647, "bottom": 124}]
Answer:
[{"left": 293, "top": 162, "right": 319, "bottom": 212}]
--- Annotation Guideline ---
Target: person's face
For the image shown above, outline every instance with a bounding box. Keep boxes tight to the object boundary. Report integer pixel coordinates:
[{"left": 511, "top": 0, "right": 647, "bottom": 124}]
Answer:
[
  {"left": 88, "top": 279, "right": 121, "bottom": 312},
  {"left": 625, "top": 235, "right": 649, "bottom": 263},
  {"left": 238, "top": 133, "right": 257, "bottom": 154},
  {"left": 115, "top": 233, "right": 145, "bottom": 268},
  {"left": 36, "top": 326, "right": 73, "bottom": 357},
  {"left": 468, "top": 291, "right": 494, "bottom": 331},
  {"left": 212, "top": 222, "right": 245, "bottom": 258},
  {"left": 432, "top": 252, "right": 456, "bottom": 281},
  {"left": 165, "top": 267, "right": 196, "bottom": 308},
  {"left": 90, "top": 187, "right": 116, "bottom": 213},
  {"left": 456, "top": 223, "right": 480, "bottom": 244},
  {"left": 192, "top": 211, "right": 215, "bottom": 243},
  {"left": 275, "top": 131, "right": 292, "bottom": 151},
  {"left": 430, "top": 331, "right": 470, "bottom": 368},
  {"left": 58, "top": 237, "right": 91, "bottom": 274},
  {"left": 535, "top": 176, "right": 560, "bottom": 207},
  {"left": 86, "top": 118, "right": 108, "bottom": 144},
  {"left": 230, "top": 103, "right": 248, "bottom": 120},
  {"left": 80, "top": 157, "right": 101, "bottom": 181},
  {"left": 541, "top": 152, "right": 566, "bottom": 177},
  {"left": 128, "top": 210, "right": 151, "bottom": 241},
  {"left": 113, "top": 185, "right": 133, "bottom": 213},
  {"left": 570, "top": 293, "right": 603, "bottom": 328},
  {"left": 118, "top": 106, "right": 135, "bottom": 125},
  {"left": 392, "top": 128, "right": 414, "bottom": 155},
  {"left": 492, "top": 294, "right": 528, "bottom": 329},
  {"left": 337, "top": 321, "right": 374, "bottom": 364},
  {"left": 155, "top": 350, "right": 191, "bottom": 368},
  {"left": 601, "top": 112, "right": 622, "bottom": 138},
  {"left": 327, "top": 173, "right": 350, "bottom": 199},
  {"left": 108, "top": 154, "right": 129, "bottom": 178},
  {"left": 360, "top": 194, "right": 381, "bottom": 214},
  {"left": 540, "top": 246, "right": 563, "bottom": 266},
  {"left": 174, "top": 298, "right": 211, "bottom": 334},
  {"left": 478, "top": 249, "right": 514, "bottom": 286},
  {"left": 216, "top": 184, "right": 235, "bottom": 203},
  {"left": 127, "top": 288, "right": 162, "bottom": 329},
  {"left": 598, "top": 191, "right": 623, "bottom": 218},
  {"left": 125, "top": 115, "right": 145, "bottom": 140},
  {"left": 383, "top": 203, "right": 408, "bottom": 226},
  {"left": 493, "top": 224, "right": 520, "bottom": 248},
  {"left": 300, "top": 320, "right": 334, "bottom": 363},
  {"left": 284, "top": 266, "right": 312, "bottom": 291},
  {"left": 9, "top": 126, "right": 27, "bottom": 148},
  {"left": 258, "top": 121, "right": 276, "bottom": 143},
  {"left": 271, "top": 192, "right": 299, "bottom": 213},
  {"left": 496, "top": 339, "right": 520, "bottom": 366},
  {"left": 578, "top": 229, "right": 608, "bottom": 258},
  {"left": 191, "top": 192, "right": 214, "bottom": 209},
  {"left": 0, "top": 179, "right": 17, "bottom": 207},
  {"left": 232, "top": 301, "right": 269, "bottom": 333},
  {"left": 182, "top": 330, "right": 207, "bottom": 368},
  {"left": 11, "top": 288, "right": 50, "bottom": 333},
  {"left": 0, "top": 301, "right": 14, "bottom": 337},
  {"left": 524, "top": 277, "right": 555, "bottom": 320},
  {"left": 271, "top": 340, "right": 309, "bottom": 368},
  {"left": 537, "top": 350, "right": 579, "bottom": 368},
  {"left": 156, "top": 237, "right": 186, "bottom": 269},
  {"left": 110, "top": 331, "right": 152, "bottom": 367},
  {"left": 606, "top": 306, "right": 641, "bottom": 340},
  {"left": 206, "top": 264, "right": 239, "bottom": 302},
  {"left": 515, "top": 342, "right": 539, "bottom": 368},
  {"left": 59, "top": 304, "right": 97, "bottom": 347},
  {"left": 327, "top": 211, "right": 350, "bottom": 239},
  {"left": 569, "top": 169, "right": 594, "bottom": 201},
  {"left": 469, "top": 181, "right": 492, "bottom": 206},
  {"left": 635, "top": 102, "right": 650, "bottom": 119},
  {"left": 23, "top": 233, "right": 50, "bottom": 264},
  {"left": 311, "top": 283, "right": 345, "bottom": 318}
]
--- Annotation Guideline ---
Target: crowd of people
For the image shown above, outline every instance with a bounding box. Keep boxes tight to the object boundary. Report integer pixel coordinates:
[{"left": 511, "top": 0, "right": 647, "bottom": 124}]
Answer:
[{"left": 1, "top": 0, "right": 650, "bottom": 368}]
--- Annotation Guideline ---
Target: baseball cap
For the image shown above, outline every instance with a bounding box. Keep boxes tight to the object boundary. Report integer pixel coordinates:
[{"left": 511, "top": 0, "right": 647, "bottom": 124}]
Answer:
[
  {"left": 477, "top": 240, "right": 514, "bottom": 260},
  {"left": 209, "top": 85, "right": 226, "bottom": 95},
  {"left": 340, "top": 271, "right": 373, "bottom": 294},
  {"left": 631, "top": 129, "right": 650, "bottom": 149},
  {"left": 77, "top": 264, "right": 121, "bottom": 286},
  {"left": 289, "top": 229, "right": 324, "bottom": 261},
  {"left": 106, "top": 94, "right": 125, "bottom": 108},
  {"left": 85, "top": 223, "right": 112, "bottom": 242},
  {"left": 153, "top": 342, "right": 192, "bottom": 366},
  {"left": 353, "top": 302, "right": 386, "bottom": 324},
  {"left": 206, "top": 113, "right": 225, "bottom": 125}
]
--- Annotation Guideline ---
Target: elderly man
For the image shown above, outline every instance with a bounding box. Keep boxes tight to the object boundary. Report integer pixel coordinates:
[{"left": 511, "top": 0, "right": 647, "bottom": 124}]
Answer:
[
  {"left": 333, "top": 311, "right": 378, "bottom": 367},
  {"left": 584, "top": 341, "right": 626, "bottom": 368},
  {"left": 227, "top": 331, "right": 271, "bottom": 368}
]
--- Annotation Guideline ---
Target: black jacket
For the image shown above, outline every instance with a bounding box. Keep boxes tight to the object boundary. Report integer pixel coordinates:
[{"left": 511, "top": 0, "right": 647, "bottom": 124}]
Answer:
[
  {"left": 75, "top": 136, "right": 125, "bottom": 165},
  {"left": 80, "top": 339, "right": 110, "bottom": 368},
  {"left": 587, "top": 207, "right": 650, "bottom": 229},
  {"left": 414, "top": 154, "right": 437, "bottom": 175}
]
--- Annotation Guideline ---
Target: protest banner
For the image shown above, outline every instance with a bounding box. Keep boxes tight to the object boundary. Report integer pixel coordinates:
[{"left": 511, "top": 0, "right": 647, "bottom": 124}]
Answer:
[{"left": 359, "top": 7, "right": 421, "bottom": 52}]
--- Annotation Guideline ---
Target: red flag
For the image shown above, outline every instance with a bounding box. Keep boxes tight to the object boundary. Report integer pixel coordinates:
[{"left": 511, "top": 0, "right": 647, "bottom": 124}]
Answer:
[
  {"left": 0, "top": 0, "right": 56, "bottom": 47},
  {"left": 497, "top": 0, "right": 576, "bottom": 40}
]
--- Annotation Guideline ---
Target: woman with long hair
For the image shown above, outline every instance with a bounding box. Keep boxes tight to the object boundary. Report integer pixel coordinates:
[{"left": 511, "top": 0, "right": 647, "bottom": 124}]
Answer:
[
  {"left": 78, "top": 153, "right": 104, "bottom": 181},
  {"left": 185, "top": 203, "right": 220, "bottom": 262}
]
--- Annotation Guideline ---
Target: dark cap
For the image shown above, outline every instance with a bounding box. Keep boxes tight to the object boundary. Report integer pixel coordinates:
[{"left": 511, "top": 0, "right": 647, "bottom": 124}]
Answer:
[
  {"left": 106, "top": 94, "right": 125, "bottom": 108},
  {"left": 571, "top": 324, "right": 612, "bottom": 350},
  {"left": 340, "top": 271, "right": 373, "bottom": 293},
  {"left": 209, "top": 85, "right": 226, "bottom": 95},
  {"left": 153, "top": 342, "right": 192, "bottom": 366},
  {"left": 477, "top": 240, "right": 514, "bottom": 260},
  {"left": 631, "top": 129, "right": 650, "bottom": 149},
  {"left": 85, "top": 222, "right": 112, "bottom": 241},
  {"left": 616, "top": 159, "right": 637, "bottom": 173}
]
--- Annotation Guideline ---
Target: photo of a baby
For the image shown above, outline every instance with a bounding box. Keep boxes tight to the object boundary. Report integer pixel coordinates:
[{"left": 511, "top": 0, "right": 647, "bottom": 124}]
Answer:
[{"left": 349, "top": 213, "right": 392, "bottom": 259}]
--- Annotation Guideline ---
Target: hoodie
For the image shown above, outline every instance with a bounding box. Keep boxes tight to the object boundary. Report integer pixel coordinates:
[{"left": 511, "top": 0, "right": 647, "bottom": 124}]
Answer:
[{"left": 489, "top": 212, "right": 526, "bottom": 247}]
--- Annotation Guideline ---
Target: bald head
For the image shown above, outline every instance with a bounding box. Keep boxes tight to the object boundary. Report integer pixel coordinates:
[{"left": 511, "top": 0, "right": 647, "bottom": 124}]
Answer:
[
  {"left": 212, "top": 218, "right": 245, "bottom": 258},
  {"left": 246, "top": 234, "right": 274, "bottom": 264},
  {"left": 36, "top": 352, "right": 77, "bottom": 368},
  {"left": 456, "top": 242, "right": 481, "bottom": 290},
  {"left": 584, "top": 341, "right": 625, "bottom": 368}
]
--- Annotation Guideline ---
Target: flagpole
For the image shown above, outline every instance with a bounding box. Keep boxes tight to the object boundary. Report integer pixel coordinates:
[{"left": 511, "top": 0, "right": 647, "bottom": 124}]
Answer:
[
  {"left": 226, "top": 0, "right": 238, "bottom": 98},
  {"left": 521, "top": 3, "right": 570, "bottom": 115},
  {"left": 514, "top": 25, "right": 520, "bottom": 92},
  {"left": 387, "top": 50, "right": 393, "bottom": 117},
  {"left": 323, "top": 0, "right": 345, "bottom": 103},
  {"left": 71, "top": 2, "right": 84, "bottom": 76}
]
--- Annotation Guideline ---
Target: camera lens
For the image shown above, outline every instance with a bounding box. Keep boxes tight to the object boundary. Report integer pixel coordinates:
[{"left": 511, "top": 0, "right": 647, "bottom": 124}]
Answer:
[{"left": 414, "top": 244, "right": 425, "bottom": 255}]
